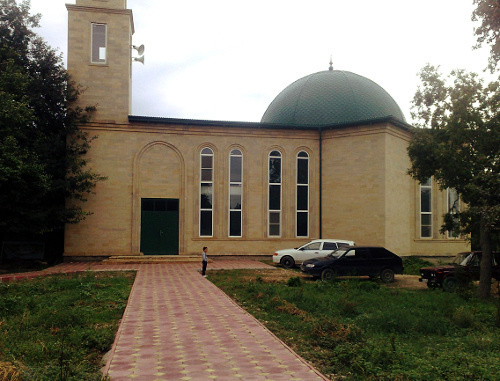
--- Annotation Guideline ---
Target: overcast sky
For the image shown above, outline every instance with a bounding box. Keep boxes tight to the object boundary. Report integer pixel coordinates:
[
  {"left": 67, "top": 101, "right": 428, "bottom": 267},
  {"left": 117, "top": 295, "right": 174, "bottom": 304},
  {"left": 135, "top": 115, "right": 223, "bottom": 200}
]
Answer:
[{"left": 30, "top": 0, "right": 492, "bottom": 124}]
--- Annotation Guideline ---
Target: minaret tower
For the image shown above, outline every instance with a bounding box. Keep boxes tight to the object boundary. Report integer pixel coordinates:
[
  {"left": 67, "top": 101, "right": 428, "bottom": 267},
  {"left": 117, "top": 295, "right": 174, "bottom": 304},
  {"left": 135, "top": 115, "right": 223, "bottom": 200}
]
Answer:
[{"left": 66, "top": 0, "right": 134, "bottom": 123}]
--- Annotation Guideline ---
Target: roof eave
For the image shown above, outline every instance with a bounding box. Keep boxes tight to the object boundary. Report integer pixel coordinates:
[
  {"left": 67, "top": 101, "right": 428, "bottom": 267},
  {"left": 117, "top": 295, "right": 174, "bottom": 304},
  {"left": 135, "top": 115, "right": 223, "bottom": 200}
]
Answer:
[{"left": 128, "top": 115, "right": 414, "bottom": 132}]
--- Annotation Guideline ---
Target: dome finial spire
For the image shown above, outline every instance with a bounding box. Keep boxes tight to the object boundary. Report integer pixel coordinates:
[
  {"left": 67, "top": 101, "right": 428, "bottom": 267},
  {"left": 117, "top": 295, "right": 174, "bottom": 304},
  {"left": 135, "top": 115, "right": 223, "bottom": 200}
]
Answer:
[{"left": 329, "top": 55, "right": 333, "bottom": 71}]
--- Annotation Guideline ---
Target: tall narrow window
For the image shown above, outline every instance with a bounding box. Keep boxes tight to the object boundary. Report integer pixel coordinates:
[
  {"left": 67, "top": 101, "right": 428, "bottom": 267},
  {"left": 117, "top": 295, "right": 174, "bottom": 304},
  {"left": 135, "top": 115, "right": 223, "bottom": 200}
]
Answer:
[
  {"left": 447, "top": 188, "right": 460, "bottom": 238},
  {"left": 296, "top": 151, "right": 309, "bottom": 237},
  {"left": 229, "top": 149, "right": 243, "bottom": 237},
  {"left": 91, "top": 23, "right": 107, "bottom": 63},
  {"left": 268, "top": 150, "right": 282, "bottom": 237},
  {"left": 420, "top": 178, "right": 432, "bottom": 238},
  {"left": 200, "top": 148, "right": 214, "bottom": 236}
]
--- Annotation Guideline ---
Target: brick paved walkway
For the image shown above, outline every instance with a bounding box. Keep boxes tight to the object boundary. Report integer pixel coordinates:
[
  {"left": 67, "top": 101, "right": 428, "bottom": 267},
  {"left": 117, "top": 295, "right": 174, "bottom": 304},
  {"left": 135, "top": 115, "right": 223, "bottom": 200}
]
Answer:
[{"left": 1, "top": 260, "right": 328, "bottom": 380}]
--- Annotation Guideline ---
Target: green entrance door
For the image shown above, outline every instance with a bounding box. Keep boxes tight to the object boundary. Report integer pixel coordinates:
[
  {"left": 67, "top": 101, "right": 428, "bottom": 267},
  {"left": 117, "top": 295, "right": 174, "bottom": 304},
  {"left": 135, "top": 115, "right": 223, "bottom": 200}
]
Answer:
[{"left": 140, "top": 198, "right": 179, "bottom": 255}]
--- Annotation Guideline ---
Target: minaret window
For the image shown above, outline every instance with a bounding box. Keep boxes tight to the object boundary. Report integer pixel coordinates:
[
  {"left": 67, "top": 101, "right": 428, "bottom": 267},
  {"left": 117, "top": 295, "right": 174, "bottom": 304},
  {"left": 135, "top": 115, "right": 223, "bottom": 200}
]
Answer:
[{"left": 91, "top": 23, "right": 107, "bottom": 63}]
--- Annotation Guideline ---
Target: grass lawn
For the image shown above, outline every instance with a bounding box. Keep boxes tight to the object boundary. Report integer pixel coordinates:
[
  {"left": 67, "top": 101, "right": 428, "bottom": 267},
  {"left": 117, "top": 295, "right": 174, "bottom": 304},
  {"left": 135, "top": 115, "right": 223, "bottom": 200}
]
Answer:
[
  {"left": 210, "top": 268, "right": 500, "bottom": 380},
  {"left": 0, "top": 271, "right": 135, "bottom": 381},
  {"left": 1, "top": 256, "right": 498, "bottom": 380}
]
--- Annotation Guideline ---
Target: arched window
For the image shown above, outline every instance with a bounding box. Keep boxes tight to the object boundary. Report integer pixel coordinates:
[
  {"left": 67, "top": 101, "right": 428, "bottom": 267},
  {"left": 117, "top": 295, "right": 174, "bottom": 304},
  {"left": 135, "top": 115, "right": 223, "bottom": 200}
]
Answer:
[
  {"left": 296, "top": 151, "right": 309, "bottom": 237},
  {"left": 200, "top": 148, "right": 214, "bottom": 236},
  {"left": 268, "top": 150, "right": 282, "bottom": 236},
  {"left": 229, "top": 149, "right": 243, "bottom": 237}
]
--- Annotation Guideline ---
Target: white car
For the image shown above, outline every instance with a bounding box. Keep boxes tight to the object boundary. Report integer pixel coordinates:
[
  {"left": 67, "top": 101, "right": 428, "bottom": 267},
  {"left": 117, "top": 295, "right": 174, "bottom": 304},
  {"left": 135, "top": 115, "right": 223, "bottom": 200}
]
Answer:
[{"left": 273, "top": 239, "right": 355, "bottom": 268}]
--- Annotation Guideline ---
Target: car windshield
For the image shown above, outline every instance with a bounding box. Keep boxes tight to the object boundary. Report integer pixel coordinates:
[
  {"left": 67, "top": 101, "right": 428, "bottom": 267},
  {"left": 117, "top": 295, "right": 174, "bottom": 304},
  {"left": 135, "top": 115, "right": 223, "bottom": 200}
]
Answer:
[
  {"left": 328, "top": 248, "right": 348, "bottom": 257},
  {"left": 301, "top": 242, "right": 321, "bottom": 250},
  {"left": 459, "top": 252, "right": 474, "bottom": 266},
  {"left": 451, "top": 252, "right": 470, "bottom": 265}
]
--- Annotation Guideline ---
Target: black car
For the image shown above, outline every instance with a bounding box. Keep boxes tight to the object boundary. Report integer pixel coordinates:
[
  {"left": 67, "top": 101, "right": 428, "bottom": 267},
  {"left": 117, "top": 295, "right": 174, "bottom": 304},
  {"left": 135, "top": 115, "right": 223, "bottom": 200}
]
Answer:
[{"left": 300, "top": 246, "right": 404, "bottom": 282}]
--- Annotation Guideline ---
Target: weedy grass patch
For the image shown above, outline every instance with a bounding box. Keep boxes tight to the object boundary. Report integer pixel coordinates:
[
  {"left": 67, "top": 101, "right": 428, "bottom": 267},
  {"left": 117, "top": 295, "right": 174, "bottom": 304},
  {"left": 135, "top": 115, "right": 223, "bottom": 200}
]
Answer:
[
  {"left": 401, "top": 256, "right": 434, "bottom": 275},
  {"left": 0, "top": 271, "right": 135, "bottom": 381},
  {"left": 210, "top": 269, "right": 500, "bottom": 380}
]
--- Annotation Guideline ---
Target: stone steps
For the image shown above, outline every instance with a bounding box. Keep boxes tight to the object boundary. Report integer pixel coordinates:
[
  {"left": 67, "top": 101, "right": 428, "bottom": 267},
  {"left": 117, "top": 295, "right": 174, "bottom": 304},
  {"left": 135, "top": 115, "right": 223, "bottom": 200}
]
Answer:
[{"left": 103, "top": 255, "right": 201, "bottom": 264}]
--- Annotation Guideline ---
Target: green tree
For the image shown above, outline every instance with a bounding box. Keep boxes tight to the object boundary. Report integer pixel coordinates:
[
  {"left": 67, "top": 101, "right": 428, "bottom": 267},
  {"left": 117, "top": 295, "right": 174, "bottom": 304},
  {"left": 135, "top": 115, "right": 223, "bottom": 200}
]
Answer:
[
  {"left": 472, "top": 0, "right": 500, "bottom": 73},
  {"left": 408, "top": 64, "right": 500, "bottom": 298},
  {"left": 0, "top": 0, "right": 105, "bottom": 235}
]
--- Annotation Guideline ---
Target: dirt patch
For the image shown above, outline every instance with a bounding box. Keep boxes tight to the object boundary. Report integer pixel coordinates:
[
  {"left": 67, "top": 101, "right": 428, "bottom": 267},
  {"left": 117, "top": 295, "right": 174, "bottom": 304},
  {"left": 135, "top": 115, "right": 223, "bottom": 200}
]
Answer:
[
  {"left": 239, "top": 268, "right": 302, "bottom": 283},
  {"left": 239, "top": 267, "right": 427, "bottom": 289},
  {"left": 386, "top": 274, "right": 427, "bottom": 290}
]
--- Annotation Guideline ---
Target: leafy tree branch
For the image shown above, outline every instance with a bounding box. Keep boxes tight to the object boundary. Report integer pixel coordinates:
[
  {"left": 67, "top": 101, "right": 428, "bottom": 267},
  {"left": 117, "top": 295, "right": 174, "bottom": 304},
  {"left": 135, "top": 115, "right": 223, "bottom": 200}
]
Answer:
[
  {"left": 409, "top": 64, "right": 500, "bottom": 298},
  {"left": 0, "top": 0, "right": 105, "bottom": 235}
]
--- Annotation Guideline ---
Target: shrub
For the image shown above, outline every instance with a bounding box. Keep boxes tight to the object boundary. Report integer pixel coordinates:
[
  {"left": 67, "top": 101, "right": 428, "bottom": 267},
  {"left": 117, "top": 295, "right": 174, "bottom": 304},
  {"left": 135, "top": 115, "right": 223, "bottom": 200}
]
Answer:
[
  {"left": 452, "top": 306, "right": 476, "bottom": 328},
  {"left": 313, "top": 318, "right": 364, "bottom": 349},
  {"left": 0, "top": 361, "right": 24, "bottom": 381},
  {"left": 338, "top": 298, "right": 358, "bottom": 317},
  {"left": 403, "top": 256, "right": 434, "bottom": 275},
  {"left": 286, "top": 276, "right": 302, "bottom": 287},
  {"left": 357, "top": 281, "right": 380, "bottom": 292},
  {"left": 275, "top": 299, "right": 308, "bottom": 318}
]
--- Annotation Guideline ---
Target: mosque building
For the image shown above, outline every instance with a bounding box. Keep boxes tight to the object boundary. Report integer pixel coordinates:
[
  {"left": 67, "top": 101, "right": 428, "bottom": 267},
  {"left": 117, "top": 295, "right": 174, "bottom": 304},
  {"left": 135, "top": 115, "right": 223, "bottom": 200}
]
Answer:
[{"left": 64, "top": 0, "right": 469, "bottom": 259}]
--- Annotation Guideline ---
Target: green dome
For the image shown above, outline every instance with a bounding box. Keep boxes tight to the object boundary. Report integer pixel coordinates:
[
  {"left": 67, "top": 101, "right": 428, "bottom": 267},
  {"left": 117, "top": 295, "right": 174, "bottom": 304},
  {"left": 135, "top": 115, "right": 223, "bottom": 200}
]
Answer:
[{"left": 261, "top": 70, "right": 406, "bottom": 126}]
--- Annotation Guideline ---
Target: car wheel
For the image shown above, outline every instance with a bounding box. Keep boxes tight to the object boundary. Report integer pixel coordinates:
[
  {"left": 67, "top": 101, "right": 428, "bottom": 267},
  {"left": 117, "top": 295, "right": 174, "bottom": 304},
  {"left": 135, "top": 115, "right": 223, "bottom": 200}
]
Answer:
[
  {"left": 380, "top": 268, "right": 395, "bottom": 283},
  {"left": 443, "top": 277, "right": 458, "bottom": 292},
  {"left": 321, "top": 268, "right": 335, "bottom": 281},
  {"left": 280, "top": 256, "right": 295, "bottom": 269}
]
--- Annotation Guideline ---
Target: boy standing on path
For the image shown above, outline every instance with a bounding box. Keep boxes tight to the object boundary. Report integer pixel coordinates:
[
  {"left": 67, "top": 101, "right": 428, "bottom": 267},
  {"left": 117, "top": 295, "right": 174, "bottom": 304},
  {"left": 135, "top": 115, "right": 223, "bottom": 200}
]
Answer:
[{"left": 201, "top": 246, "right": 208, "bottom": 276}]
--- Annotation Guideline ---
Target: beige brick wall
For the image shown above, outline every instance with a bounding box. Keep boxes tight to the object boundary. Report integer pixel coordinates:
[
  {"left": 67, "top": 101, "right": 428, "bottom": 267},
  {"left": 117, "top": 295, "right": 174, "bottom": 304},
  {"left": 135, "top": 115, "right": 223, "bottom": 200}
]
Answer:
[
  {"left": 321, "top": 125, "right": 387, "bottom": 247},
  {"left": 77, "top": 0, "right": 127, "bottom": 9},
  {"left": 383, "top": 126, "right": 412, "bottom": 255},
  {"left": 64, "top": 120, "right": 470, "bottom": 258},
  {"left": 65, "top": 123, "right": 323, "bottom": 256},
  {"left": 67, "top": 1, "right": 133, "bottom": 124}
]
